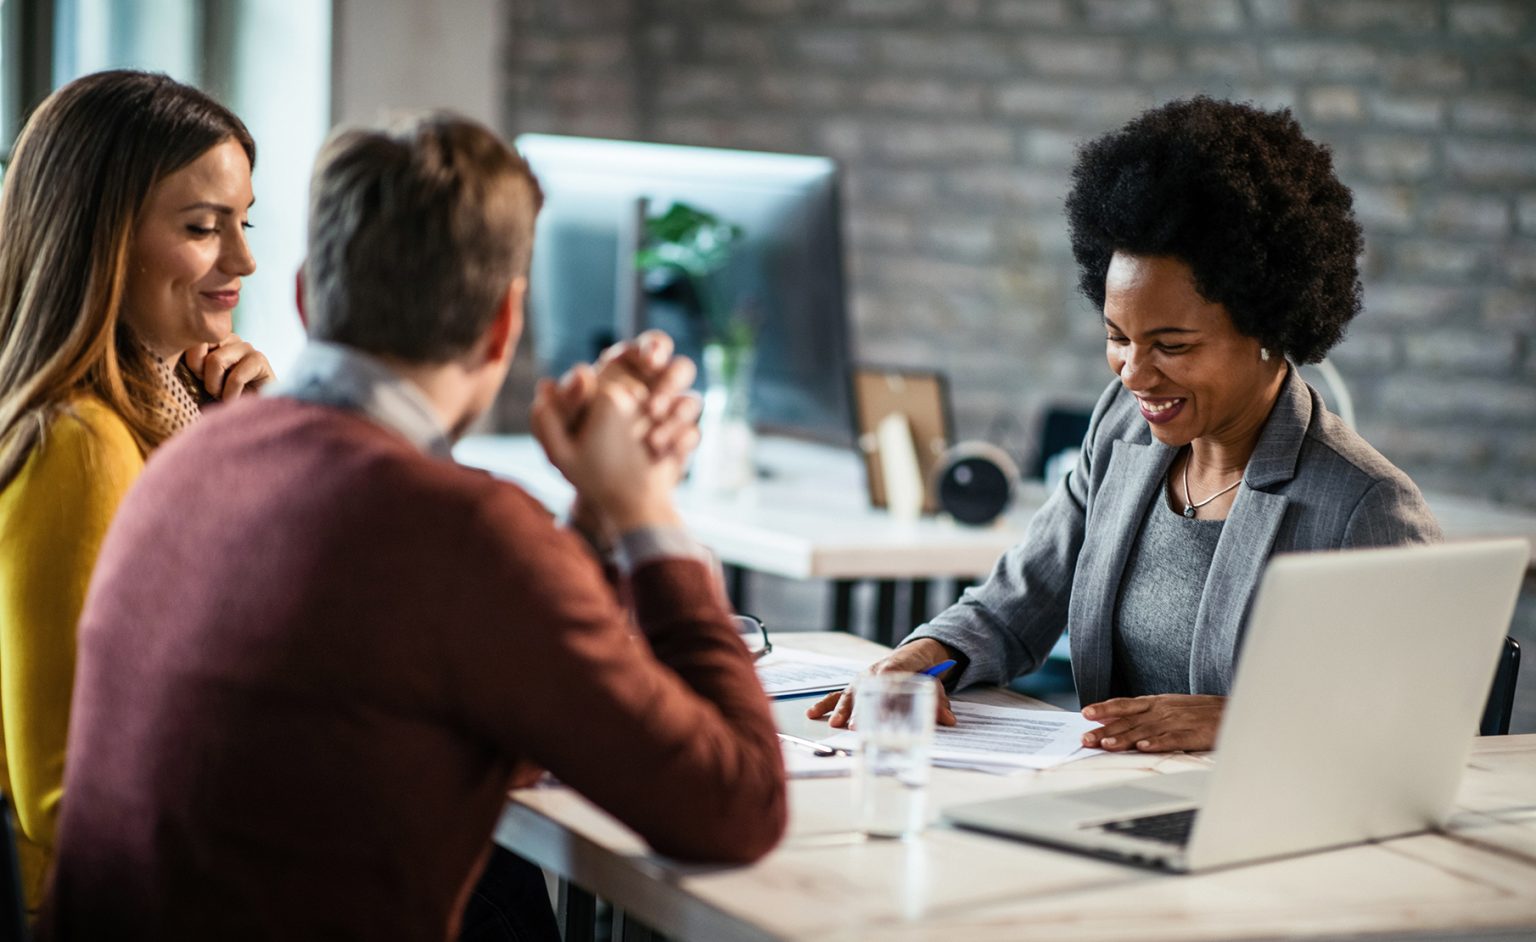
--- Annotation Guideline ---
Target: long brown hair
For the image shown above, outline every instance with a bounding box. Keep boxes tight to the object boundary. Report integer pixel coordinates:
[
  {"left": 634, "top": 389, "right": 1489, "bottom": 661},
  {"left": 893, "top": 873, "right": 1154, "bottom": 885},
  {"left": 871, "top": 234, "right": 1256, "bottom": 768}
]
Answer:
[{"left": 0, "top": 70, "right": 255, "bottom": 489}]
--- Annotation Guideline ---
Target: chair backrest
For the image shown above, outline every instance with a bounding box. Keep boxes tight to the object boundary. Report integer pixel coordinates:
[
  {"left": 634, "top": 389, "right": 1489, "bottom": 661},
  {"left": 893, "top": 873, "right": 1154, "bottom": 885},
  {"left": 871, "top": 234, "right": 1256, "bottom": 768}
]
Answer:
[
  {"left": 1480, "top": 636, "right": 1521, "bottom": 737},
  {"left": 1295, "top": 358, "right": 1357, "bottom": 430},
  {"left": 0, "top": 793, "right": 30, "bottom": 942},
  {"left": 1031, "top": 405, "right": 1092, "bottom": 480}
]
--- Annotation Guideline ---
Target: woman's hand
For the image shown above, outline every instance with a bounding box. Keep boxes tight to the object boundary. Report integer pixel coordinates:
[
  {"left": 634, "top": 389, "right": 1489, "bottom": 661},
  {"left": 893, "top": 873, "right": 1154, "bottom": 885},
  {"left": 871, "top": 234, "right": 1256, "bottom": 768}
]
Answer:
[
  {"left": 806, "top": 638, "right": 958, "bottom": 729},
  {"left": 1080, "top": 694, "right": 1226, "bottom": 753},
  {"left": 185, "top": 333, "right": 274, "bottom": 400}
]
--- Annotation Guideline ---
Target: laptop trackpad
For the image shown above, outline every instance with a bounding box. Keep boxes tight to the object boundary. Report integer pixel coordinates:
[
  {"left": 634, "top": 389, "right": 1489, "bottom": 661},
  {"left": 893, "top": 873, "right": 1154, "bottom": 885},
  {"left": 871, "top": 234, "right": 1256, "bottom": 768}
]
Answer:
[{"left": 1074, "top": 784, "right": 1193, "bottom": 812}]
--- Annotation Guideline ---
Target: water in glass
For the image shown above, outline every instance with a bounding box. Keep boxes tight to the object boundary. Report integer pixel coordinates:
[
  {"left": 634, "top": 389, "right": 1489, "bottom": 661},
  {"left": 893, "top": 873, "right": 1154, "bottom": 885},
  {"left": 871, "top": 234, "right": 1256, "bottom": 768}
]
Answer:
[{"left": 854, "top": 673, "right": 937, "bottom": 839}]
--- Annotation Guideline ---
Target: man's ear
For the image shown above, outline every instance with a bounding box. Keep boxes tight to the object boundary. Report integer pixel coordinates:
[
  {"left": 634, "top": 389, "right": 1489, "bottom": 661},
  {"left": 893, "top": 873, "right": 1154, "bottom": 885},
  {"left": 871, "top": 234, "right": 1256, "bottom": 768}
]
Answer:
[
  {"left": 294, "top": 267, "right": 308, "bottom": 330},
  {"left": 483, "top": 276, "right": 526, "bottom": 366}
]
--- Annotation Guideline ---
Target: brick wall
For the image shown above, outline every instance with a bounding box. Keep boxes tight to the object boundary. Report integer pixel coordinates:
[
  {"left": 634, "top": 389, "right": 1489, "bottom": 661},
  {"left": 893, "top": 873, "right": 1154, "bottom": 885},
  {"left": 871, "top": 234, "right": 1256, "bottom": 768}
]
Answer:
[{"left": 500, "top": 0, "right": 1536, "bottom": 509}]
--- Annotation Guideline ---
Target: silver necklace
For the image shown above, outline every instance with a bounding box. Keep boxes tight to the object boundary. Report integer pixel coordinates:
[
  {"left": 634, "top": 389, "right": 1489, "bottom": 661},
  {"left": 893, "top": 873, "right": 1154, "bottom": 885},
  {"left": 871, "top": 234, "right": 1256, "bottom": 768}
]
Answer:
[{"left": 1181, "top": 453, "right": 1242, "bottom": 518}]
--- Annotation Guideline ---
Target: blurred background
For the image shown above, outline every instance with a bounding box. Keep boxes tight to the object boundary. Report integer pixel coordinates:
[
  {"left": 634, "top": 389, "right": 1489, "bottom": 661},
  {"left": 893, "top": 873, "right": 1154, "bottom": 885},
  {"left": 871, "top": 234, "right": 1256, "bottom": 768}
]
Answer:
[
  {"left": 496, "top": 0, "right": 1536, "bottom": 510},
  {"left": 5, "top": 0, "right": 1527, "bottom": 506}
]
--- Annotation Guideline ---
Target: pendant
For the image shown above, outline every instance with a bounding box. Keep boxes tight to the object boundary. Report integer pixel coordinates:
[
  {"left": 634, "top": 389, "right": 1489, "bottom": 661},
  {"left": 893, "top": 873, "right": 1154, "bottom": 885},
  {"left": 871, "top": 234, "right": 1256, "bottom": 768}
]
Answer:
[{"left": 1182, "top": 505, "right": 1196, "bottom": 518}]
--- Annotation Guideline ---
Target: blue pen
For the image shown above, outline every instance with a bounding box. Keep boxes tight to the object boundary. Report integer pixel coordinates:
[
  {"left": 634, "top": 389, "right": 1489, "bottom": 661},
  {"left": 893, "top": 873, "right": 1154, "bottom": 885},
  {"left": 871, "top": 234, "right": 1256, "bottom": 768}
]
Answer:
[{"left": 922, "top": 659, "right": 956, "bottom": 677}]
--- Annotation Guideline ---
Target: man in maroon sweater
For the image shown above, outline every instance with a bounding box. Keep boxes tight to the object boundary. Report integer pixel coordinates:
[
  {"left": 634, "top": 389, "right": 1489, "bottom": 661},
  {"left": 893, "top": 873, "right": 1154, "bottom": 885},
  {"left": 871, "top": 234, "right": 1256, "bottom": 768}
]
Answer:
[{"left": 48, "top": 114, "right": 786, "bottom": 940}]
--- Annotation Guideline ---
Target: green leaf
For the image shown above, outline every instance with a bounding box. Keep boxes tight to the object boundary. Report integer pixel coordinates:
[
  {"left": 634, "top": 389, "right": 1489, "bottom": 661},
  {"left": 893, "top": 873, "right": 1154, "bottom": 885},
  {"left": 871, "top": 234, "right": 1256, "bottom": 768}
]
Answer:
[
  {"left": 636, "top": 201, "right": 743, "bottom": 279},
  {"left": 636, "top": 201, "right": 752, "bottom": 344}
]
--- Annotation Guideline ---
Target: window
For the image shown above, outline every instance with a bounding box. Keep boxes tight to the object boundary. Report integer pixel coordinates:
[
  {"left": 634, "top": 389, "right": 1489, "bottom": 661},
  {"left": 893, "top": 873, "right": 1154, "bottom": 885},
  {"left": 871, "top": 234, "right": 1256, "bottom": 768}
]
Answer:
[{"left": 53, "top": 0, "right": 199, "bottom": 86}]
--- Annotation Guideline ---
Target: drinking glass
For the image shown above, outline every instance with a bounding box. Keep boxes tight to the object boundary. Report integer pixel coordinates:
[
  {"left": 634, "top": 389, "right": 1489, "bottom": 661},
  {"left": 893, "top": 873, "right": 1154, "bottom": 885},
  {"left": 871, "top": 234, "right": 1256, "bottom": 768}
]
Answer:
[{"left": 853, "top": 672, "right": 937, "bottom": 839}]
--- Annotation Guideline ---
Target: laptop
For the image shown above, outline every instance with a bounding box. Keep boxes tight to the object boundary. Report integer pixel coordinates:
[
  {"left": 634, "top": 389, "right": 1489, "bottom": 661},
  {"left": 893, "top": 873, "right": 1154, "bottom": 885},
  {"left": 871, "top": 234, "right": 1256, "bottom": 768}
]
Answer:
[{"left": 944, "top": 538, "right": 1530, "bottom": 872}]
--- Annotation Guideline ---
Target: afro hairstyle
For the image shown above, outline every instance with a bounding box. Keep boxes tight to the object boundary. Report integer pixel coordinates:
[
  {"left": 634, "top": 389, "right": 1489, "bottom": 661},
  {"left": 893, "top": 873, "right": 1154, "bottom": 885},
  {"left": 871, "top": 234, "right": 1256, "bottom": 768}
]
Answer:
[{"left": 1064, "top": 96, "right": 1363, "bottom": 364}]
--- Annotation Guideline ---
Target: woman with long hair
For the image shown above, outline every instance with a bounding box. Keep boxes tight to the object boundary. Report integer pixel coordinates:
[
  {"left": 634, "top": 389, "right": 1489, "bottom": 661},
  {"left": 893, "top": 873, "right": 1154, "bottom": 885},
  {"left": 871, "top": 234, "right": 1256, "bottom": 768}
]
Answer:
[{"left": 0, "top": 69, "right": 272, "bottom": 909}]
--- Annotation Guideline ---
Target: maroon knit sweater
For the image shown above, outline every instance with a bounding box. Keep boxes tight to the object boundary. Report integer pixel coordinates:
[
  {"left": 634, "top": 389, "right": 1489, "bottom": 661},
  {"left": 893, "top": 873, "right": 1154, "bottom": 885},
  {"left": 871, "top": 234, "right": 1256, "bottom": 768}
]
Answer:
[{"left": 47, "top": 397, "right": 786, "bottom": 941}]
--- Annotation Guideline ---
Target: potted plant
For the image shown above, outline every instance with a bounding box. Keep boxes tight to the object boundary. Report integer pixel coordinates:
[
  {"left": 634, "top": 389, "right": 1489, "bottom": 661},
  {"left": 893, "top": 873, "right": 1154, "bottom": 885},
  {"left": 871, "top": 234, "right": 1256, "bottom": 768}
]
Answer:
[
  {"left": 635, "top": 202, "right": 757, "bottom": 492},
  {"left": 635, "top": 202, "right": 756, "bottom": 355}
]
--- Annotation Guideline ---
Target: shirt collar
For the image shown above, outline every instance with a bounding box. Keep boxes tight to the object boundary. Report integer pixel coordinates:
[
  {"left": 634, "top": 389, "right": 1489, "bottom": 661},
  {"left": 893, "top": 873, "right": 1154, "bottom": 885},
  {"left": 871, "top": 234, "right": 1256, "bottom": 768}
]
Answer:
[{"left": 272, "top": 341, "right": 455, "bottom": 460}]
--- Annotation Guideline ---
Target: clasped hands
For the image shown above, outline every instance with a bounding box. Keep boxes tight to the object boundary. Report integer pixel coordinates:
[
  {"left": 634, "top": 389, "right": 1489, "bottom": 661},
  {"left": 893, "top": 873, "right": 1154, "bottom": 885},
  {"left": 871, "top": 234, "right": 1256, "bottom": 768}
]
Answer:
[
  {"left": 809, "top": 638, "right": 1226, "bottom": 753},
  {"left": 531, "top": 330, "right": 701, "bottom": 535},
  {"left": 185, "top": 333, "right": 275, "bottom": 400}
]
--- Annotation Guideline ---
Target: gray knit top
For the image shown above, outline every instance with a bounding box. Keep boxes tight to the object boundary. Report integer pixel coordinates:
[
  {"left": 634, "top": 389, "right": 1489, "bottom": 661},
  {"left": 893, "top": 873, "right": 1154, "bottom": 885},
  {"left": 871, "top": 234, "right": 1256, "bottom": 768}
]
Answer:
[{"left": 1110, "top": 490, "right": 1225, "bottom": 697}]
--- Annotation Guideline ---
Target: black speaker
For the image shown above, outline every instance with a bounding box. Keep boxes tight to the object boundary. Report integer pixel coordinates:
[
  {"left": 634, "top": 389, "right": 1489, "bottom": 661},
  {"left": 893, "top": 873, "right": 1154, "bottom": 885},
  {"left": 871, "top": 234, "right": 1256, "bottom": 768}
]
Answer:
[{"left": 933, "top": 442, "right": 1019, "bottom": 526}]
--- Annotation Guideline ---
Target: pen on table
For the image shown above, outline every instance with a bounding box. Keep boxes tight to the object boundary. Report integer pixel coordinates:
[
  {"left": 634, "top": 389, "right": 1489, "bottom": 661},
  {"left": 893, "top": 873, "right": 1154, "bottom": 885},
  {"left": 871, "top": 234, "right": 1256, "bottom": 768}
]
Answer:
[
  {"left": 776, "top": 732, "right": 850, "bottom": 757},
  {"left": 923, "top": 659, "right": 957, "bottom": 678}
]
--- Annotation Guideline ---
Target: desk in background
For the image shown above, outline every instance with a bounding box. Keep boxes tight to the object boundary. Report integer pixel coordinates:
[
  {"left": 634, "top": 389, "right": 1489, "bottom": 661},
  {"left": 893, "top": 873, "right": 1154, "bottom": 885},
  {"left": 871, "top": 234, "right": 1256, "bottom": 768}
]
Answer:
[
  {"left": 495, "top": 632, "right": 1536, "bottom": 942},
  {"left": 457, "top": 435, "right": 1049, "bottom": 643},
  {"left": 456, "top": 434, "right": 1536, "bottom": 642}
]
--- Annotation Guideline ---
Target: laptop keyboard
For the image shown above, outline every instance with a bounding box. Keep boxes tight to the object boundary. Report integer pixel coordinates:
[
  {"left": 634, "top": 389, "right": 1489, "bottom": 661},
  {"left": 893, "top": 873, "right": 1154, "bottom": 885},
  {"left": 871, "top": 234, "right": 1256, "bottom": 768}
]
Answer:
[{"left": 1099, "top": 808, "right": 1197, "bottom": 846}]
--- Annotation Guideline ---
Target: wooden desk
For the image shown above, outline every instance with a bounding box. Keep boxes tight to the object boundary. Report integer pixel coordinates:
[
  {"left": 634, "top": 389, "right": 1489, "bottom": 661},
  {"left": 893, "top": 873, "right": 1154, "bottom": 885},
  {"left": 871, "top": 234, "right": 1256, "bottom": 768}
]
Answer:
[
  {"left": 456, "top": 434, "right": 1536, "bottom": 641},
  {"left": 495, "top": 633, "right": 1536, "bottom": 942}
]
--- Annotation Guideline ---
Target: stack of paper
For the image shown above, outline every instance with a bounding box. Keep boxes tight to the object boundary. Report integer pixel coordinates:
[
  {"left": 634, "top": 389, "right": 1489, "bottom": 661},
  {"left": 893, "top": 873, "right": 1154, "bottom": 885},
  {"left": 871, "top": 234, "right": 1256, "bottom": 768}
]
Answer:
[
  {"left": 755, "top": 647, "right": 867, "bottom": 699},
  {"left": 820, "top": 701, "right": 1103, "bottom": 774}
]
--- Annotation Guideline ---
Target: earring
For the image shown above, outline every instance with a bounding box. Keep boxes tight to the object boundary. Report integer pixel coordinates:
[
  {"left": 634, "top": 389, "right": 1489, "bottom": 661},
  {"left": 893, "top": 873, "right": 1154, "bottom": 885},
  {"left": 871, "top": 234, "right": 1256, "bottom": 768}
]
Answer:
[{"left": 1260, "top": 347, "right": 1271, "bottom": 362}]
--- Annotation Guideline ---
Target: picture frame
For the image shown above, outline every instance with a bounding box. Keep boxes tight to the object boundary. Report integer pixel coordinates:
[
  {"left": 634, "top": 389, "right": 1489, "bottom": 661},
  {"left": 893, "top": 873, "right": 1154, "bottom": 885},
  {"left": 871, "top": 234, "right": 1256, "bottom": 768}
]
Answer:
[{"left": 851, "top": 367, "right": 954, "bottom": 513}]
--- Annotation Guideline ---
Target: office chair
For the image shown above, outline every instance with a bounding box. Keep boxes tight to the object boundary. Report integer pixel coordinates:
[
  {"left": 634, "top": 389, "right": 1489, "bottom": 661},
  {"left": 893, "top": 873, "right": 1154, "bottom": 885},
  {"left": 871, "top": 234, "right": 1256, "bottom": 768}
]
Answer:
[
  {"left": 1296, "top": 358, "right": 1357, "bottom": 430},
  {"left": 1480, "top": 636, "right": 1521, "bottom": 737},
  {"left": 0, "top": 794, "right": 29, "bottom": 942},
  {"left": 1031, "top": 405, "right": 1092, "bottom": 481}
]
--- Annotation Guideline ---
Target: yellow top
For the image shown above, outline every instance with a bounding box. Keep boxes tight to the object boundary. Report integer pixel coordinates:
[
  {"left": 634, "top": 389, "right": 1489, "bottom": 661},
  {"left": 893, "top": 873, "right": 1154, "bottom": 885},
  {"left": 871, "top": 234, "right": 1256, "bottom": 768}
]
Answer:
[{"left": 0, "top": 396, "right": 143, "bottom": 909}]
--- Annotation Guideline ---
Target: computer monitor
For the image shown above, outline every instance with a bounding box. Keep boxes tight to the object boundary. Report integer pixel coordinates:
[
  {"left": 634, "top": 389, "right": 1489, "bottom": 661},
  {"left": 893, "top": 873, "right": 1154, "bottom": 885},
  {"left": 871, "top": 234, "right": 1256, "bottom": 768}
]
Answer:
[{"left": 515, "top": 133, "right": 855, "bottom": 445}]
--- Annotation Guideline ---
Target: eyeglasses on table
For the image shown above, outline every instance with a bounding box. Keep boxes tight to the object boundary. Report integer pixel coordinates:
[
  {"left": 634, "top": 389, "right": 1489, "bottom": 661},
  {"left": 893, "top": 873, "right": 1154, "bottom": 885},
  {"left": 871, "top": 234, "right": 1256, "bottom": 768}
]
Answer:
[{"left": 732, "top": 614, "right": 772, "bottom": 660}]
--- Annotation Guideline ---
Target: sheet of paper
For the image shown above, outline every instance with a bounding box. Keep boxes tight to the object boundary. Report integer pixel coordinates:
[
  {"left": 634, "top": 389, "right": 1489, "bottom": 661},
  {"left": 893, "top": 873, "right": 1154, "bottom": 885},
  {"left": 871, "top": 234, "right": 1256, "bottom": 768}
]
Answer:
[
  {"left": 821, "top": 701, "right": 1103, "bottom": 773},
  {"left": 933, "top": 702, "right": 1101, "bottom": 761},
  {"left": 755, "top": 647, "right": 866, "bottom": 699}
]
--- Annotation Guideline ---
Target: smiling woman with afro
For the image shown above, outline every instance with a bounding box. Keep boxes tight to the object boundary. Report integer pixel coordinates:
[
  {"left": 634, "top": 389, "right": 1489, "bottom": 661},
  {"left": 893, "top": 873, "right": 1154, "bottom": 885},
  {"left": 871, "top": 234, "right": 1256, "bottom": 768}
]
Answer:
[
  {"left": 810, "top": 96, "right": 1440, "bottom": 758},
  {"left": 1065, "top": 96, "right": 1363, "bottom": 364}
]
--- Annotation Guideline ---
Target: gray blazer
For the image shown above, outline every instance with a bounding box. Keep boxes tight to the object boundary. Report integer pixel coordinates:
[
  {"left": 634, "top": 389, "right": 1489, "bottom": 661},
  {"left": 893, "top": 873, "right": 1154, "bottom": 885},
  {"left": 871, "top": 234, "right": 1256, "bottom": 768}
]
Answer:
[{"left": 908, "top": 370, "right": 1441, "bottom": 706}]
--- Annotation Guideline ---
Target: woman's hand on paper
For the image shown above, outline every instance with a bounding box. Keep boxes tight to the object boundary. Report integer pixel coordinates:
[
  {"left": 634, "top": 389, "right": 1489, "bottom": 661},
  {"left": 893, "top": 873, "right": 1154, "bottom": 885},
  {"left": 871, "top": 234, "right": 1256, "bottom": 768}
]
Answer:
[
  {"left": 806, "top": 638, "right": 958, "bottom": 729},
  {"left": 1079, "top": 694, "right": 1226, "bottom": 753}
]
